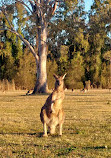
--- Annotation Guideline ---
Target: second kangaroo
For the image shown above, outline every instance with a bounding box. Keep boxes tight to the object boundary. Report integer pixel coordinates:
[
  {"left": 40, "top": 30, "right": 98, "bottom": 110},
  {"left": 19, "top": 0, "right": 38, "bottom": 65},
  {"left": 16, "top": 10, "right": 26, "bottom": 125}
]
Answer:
[{"left": 40, "top": 74, "right": 66, "bottom": 137}]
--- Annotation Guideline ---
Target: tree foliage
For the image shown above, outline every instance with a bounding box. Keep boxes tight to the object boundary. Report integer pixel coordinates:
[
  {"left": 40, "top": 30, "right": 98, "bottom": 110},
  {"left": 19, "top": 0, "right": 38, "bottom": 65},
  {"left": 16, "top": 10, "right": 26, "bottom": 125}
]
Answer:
[{"left": 0, "top": 0, "right": 111, "bottom": 90}]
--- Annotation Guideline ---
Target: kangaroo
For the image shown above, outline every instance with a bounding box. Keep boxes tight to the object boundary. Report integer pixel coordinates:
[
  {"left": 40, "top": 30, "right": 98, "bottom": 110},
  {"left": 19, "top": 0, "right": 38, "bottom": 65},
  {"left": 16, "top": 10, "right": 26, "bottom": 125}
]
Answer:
[{"left": 40, "top": 74, "right": 66, "bottom": 137}]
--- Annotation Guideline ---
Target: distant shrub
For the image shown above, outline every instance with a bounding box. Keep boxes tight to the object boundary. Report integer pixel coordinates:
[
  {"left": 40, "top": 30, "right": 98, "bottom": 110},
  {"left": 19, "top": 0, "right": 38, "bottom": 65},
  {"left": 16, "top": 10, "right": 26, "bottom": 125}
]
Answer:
[
  {"left": 0, "top": 79, "right": 15, "bottom": 91},
  {"left": 65, "top": 52, "right": 84, "bottom": 89},
  {"left": 14, "top": 51, "right": 36, "bottom": 90},
  {"left": 47, "top": 60, "right": 58, "bottom": 90}
]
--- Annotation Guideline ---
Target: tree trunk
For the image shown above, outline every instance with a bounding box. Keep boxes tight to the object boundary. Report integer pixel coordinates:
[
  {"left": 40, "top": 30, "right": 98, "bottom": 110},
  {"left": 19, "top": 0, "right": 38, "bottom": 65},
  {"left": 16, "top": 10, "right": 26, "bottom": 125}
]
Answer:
[{"left": 33, "top": 24, "right": 48, "bottom": 94}]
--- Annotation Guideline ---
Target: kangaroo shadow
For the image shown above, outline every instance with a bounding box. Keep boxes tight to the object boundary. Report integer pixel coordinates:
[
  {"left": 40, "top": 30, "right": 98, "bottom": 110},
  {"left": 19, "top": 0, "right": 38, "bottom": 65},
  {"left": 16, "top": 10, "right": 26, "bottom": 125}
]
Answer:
[
  {"left": 0, "top": 131, "right": 63, "bottom": 138},
  {"left": 0, "top": 132, "right": 43, "bottom": 138}
]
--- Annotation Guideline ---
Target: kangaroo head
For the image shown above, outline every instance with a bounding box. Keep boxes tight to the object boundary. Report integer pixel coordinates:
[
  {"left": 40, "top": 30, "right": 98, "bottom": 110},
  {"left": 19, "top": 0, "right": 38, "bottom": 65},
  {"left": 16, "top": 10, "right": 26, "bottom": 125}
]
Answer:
[{"left": 53, "top": 74, "right": 66, "bottom": 90}]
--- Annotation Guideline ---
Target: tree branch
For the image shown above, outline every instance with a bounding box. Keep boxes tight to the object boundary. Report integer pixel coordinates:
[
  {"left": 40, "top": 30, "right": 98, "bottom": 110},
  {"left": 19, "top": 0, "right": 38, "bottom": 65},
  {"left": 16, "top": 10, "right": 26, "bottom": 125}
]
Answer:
[
  {"left": 52, "top": 2, "right": 58, "bottom": 15},
  {"left": 46, "top": 0, "right": 51, "bottom": 5},
  {"left": 0, "top": 27, "right": 39, "bottom": 65},
  {"left": 0, "top": 3, "right": 39, "bottom": 66},
  {"left": 0, "top": 6, "right": 15, "bottom": 30},
  {"left": 28, "top": 0, "right": 35, "bottom": 12},
  {"left": 46, "top": 1, "right": 58, "bottom": 20},
  {"left": 17, "top": 0, "right": 33, "bottom": 13}
]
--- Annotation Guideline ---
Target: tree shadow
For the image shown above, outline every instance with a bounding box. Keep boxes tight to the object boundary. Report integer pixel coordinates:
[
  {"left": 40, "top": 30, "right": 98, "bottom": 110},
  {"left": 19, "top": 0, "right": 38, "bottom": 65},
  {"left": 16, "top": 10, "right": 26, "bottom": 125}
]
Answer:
[
  {"left": 57, "top": 145, "right": 110, "bottom": 156},
  {"left": 83, "top": 146, "right": 110, "bottom": 150},
  {"left": 0, "top": 131, "right": 64, "bottom": 138},
  {"left": 66, "top": 93, "right": 96, "bottom": 97},
  {"left": 21, "top": 92, "right": 51, "bottom": 97}
]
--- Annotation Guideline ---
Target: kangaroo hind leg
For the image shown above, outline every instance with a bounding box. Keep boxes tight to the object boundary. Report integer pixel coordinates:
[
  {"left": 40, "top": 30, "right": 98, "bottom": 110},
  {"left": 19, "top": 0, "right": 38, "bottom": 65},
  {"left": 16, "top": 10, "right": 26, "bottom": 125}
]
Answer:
[
  {"left": 43, "top": 122, "right": 48, "bottom": 137},
  {"left": 59, "top": 123, "right": 63, "bottom": 136}
]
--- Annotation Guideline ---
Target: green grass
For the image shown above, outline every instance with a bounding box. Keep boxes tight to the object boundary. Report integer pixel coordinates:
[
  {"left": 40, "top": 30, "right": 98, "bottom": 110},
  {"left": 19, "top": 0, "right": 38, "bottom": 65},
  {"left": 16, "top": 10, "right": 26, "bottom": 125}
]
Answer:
[{"left": 0, "top": 90, "right": 111, "bottom": 158}]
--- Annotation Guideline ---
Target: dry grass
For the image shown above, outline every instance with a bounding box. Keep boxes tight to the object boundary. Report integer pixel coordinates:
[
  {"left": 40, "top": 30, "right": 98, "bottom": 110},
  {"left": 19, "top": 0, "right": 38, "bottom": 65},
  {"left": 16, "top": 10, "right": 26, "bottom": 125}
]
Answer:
[{"left": 0, "top": 90, "right": 111, "bottom": 158}]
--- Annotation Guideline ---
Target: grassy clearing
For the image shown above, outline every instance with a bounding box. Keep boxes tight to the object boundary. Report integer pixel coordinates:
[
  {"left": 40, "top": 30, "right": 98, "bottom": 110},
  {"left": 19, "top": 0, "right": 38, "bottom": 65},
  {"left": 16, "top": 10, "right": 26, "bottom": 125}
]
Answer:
[{"left": 0, "top": 90, "right": 111, "bottom": 158}]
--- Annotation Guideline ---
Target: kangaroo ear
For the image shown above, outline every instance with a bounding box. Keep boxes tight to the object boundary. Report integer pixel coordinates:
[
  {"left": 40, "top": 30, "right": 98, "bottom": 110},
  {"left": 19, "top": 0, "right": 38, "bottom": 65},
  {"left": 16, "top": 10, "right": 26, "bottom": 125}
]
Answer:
[
  {"left": 62, "top": 73, "right": 67, "bottom": 79},
  {"left": 53, "top": 74, "right": 58, "bottom": 79}
]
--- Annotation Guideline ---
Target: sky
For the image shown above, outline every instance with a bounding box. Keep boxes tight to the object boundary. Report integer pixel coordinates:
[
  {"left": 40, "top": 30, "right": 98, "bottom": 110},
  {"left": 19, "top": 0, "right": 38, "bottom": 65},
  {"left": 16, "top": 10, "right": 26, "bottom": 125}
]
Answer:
[{"left": 84, "top": 0, "right": 94, "bottom": 11}]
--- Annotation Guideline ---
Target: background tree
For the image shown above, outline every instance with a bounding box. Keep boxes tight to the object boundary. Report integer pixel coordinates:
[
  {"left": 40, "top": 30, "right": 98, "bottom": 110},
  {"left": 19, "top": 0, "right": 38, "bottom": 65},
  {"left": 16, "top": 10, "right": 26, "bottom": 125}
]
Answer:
[
  {"left": 47, "top": 59, "right": 57, "bottom": 90},
  {"left": 65, "top": 52, "right": 84, "bottom": 89},
  {"left": 0, "top": 0, "right": 111, "bottom": 90},
  {"left": 87, "top": 0, "right": 111, "bottom": 87},
  {"left": 0, "top": 5, "right": 16, "bottom": 81},
  {"left": 102, "top": 50, "right": 111, "bottom": 88},
  {"left": 14, "top": 48, "right": 36, "bottom": 90}
]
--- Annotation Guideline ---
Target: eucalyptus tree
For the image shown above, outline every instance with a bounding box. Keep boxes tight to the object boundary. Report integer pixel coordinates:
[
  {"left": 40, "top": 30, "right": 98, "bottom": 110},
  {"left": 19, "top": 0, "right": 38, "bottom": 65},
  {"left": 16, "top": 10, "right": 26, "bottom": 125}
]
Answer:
[
  {"left": 87, "top": 0, "right": 111, "bottom": 87},
  {"left": 48, "top": 0, "right": 87, "bottom": 80},
  {"left": 0, "top": 0, "right": 65, "bottom": 93},
  {"left": 103, "top": 50, "right": 111, "bottom": 87}
]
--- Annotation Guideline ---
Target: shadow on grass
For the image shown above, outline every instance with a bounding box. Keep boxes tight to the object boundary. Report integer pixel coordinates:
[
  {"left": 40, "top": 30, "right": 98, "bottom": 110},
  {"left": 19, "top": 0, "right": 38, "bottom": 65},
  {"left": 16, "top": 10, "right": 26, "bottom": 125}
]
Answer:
[
  {"left": 83, "top": 146, "right": 111, "bottom": 150},
  {"left": 0, "top": 132, "right": 62, "bottom": 138},
  {"left": 21, "top": 92, "right": 51, "bottom": 97},
  {"left": 66, "top": 93, "right": 96, "bottom": 97},
  {"left": 0, "top": 132, "right": 68, "bottom": 139},
  {"left": 0, "top": 132, "right": 43, "bottom": 137},
  {"left": 57, "top": 146, "right": 77, "bottom": 156},
  {"left": 57, "top": 145, "right": 111, "bottom": 156}
]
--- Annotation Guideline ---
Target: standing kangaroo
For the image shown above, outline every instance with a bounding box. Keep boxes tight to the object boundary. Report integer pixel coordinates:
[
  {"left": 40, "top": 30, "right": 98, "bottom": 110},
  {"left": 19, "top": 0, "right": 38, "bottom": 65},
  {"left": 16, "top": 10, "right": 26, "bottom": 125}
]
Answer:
[{"left": 40, "top": 74, "right": 66, "bottom": 137}]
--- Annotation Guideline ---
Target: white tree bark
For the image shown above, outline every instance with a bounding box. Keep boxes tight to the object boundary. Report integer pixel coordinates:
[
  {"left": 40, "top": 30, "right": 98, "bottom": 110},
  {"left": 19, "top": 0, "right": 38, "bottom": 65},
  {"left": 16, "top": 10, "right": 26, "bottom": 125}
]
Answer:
[
  {"left": 33, "top": 24, "right": 48, "bottom": 93},
  {"left": 30, "top": 0, "right": 58, "bottom": 93}
]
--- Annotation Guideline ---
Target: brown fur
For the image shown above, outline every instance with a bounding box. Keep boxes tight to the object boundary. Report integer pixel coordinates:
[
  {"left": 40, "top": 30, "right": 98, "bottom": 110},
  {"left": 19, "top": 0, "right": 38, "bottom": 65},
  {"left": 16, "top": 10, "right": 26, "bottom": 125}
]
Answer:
[{"left": 40, "top": 74, "right": 66, "bottom": 137}]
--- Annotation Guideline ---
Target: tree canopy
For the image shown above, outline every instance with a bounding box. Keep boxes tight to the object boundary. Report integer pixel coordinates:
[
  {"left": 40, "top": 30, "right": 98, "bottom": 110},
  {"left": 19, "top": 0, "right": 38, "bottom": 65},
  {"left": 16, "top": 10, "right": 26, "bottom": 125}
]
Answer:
[{"left": 0, "top": 0, "right": 111, "bottom": 90}]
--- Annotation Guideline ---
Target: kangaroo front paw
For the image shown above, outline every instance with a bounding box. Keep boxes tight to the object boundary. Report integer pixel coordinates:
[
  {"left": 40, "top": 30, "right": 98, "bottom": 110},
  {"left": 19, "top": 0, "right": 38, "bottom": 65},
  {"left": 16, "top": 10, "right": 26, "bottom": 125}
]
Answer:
[
  {"left": 59, "top": 133, "right": 62, "bottom": 136},
  {"left": 43, "top": 133, "right": 48, "bottom": 137}
]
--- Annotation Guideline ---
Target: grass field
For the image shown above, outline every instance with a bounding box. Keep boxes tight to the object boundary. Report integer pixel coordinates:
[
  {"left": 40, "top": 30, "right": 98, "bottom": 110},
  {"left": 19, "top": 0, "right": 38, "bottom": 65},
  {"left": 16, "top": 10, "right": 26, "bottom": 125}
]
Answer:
[{"left": 0, "top": 90, "right": 111, "bottom": 158}]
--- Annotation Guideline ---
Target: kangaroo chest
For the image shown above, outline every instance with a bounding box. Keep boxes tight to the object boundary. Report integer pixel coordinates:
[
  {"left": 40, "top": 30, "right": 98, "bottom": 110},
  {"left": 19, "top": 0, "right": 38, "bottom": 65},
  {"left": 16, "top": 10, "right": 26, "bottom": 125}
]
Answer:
[{"left": 52, "top": 91, "right": 64, "bottom": 107}]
